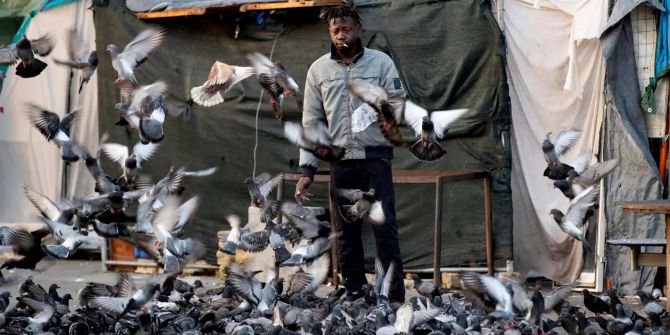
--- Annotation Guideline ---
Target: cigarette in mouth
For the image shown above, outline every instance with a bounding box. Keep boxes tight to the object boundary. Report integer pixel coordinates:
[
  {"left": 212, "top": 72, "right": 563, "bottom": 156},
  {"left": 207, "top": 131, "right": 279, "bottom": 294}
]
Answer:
[{"left": 342, "top": 43, "right": 349, "bottom": 47}]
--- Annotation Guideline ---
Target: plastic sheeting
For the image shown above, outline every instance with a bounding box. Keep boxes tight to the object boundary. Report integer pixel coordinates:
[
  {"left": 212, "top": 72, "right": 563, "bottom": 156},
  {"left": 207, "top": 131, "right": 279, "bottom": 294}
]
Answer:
[
  {"left": 506, "top": 0, "right": 607, "bottom": 283},
  {"left": 94, "top": 0, "right": 511, "bottom": 268},
  {"left": 0, "top": 1, "right": 98, "bottom": 224},
  {"left": 601, "top": 0, "right": 665, "bottom": 294}
]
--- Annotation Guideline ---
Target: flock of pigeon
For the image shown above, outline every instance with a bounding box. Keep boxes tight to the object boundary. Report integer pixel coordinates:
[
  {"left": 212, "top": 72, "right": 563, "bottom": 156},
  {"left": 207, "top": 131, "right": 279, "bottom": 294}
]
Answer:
[{"left": 0, "top": 21, "right": 667, "bottom": 335}]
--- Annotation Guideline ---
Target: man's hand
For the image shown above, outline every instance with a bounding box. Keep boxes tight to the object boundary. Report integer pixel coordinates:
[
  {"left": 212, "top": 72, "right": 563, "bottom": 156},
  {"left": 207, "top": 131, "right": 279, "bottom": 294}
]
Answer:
[{"left": 295, "top": 176, "right": 314, "bottom": 204}]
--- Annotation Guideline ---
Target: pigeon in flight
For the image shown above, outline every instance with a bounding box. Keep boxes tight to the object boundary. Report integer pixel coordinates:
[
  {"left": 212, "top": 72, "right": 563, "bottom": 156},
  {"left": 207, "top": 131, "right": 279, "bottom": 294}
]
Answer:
[
  {"left": 402, "top": 101, "right": 470, "bottom": 161},
  {"left": 542, "top": 128, "right": 581, "bottom": 180},
  {"left": 24, "top": 185, "right": 79, "bottom": 226},
  {"left": 283, "top": 121, "right": 345, "bottom": 162},
  {"left": 554, "top": 158, "right": 618, "bottom": 199},
  {"left": 0, "top": 226, "right": 48, "bottom": 272},
  {"left": 247, "top": 52, "right": 302, "bottom": 120},
  {"left": 550, "top": 185, "right": 599, "bottom": 251},
  {"left": 0, "top": 34, "right": 54, "bottom": 78},
  {"left": 101, "top": 141, "right": 159, "bottom": 185},
  {"left": 53, "top": 29, "right": 98, "bottom": 93},
  {"left": 460, "top": 272, "right": 514, "bottom": 320},
  {"left": 245, "top": 173, "right": 283, "bottom": 208},
  {"left": 107, "top": 27, "right": 165, "bottom": 84},
  {"left": 190, "top": 61, "right": 255, "bottom": 107},
  {"left": 116, "top": 80, "right": 168, "bottom": 144},
  {"left": 26, "top": 104, "right": 84, "bottom": 162},
  {"left": 336, "top": 188, "right": 385, "bottom": 225},
  {"left": 346, "top": 79, "right": 405, "bottom": 147}
]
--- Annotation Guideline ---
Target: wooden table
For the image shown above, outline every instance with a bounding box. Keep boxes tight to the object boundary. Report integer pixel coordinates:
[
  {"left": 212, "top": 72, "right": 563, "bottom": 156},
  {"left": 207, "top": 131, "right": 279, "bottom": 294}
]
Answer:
[
  {"left": 278, "top": 170, "right": 493, "bottom": 287},
  {"left": 622, "top": 200, "right": 670, "bottom": 309}
]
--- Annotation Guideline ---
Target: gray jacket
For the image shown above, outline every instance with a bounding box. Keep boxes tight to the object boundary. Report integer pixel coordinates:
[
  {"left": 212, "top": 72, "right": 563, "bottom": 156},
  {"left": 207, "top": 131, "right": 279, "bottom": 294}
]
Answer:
[{"left": 299, "top": 43, "right": 405, "bottom": 177}]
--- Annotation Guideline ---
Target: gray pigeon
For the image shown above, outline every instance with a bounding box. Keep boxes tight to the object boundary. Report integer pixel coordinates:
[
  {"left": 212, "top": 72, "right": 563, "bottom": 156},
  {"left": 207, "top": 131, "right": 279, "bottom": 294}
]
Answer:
[
  {"left": 403, "top": 101, "right": 470, "bottom": 161},
  {"left": 107, "top": 27, "right": 165, "bottom": 84},
  {"left": 190, "top": 61, "right": 255, "bottom": 107},
  {"left": 24, "top": 185, "right": 78, "bottom": 226},
  {"left": 101, "top": 141, "right": 159, "bottom": 185},
  {"left": 0, "top": 34, "right": 54, "bottom": 78},
  {"left": 554, "top": 158, "right": 618, "bottom": 200},
  {"left": 336, "top": 188, "right": 385, "bottom": 225},
  {"left": 543, "top": 128, "right": 581, "bottom": 180},
  {"left": 248, "top": 52, "right": 302, "bottom": 120},
  {"left": 245, "top": 173, "right": 283, "bottom": 207},
  {"left": 347, "top": 79, "right": 405, "bottom": 147},
  {"left": 460, "top": 272, "right": 514, "bottom": 320},
  {"left": 283, "top": 121, "right": 345, "bottom": 163},
  {"left": 26, "top": 105, "right": 84, "bottom": 162},
  {"left": 281, "top": 234, "right": 335, "bottom": 266},
  {"left": 53, "top": 29, "right": 98, "bottom": 93},
  {"left": 116, "top": 81, "right": 168, "bottom": 144},
  {"left": 16, "top": 297, "right": 55, "bottom": 333},
  {"left": 638, "top": 289, "right": 664, "bottom": 316},
  {"left": 39, "top": 217, "right": 100, "bottom": 260},
  {"left": 550, "top": 185, "right": 599, "bottom": 251},
  {"left": 280, "top": 201, "right": 330, "bottom": 239}
]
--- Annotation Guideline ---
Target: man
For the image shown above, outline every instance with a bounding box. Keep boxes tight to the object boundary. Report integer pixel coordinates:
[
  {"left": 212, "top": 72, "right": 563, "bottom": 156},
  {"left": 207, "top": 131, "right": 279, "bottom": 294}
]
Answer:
[{"left": 294, "top": 3, "right": 405, "bottom": 303}]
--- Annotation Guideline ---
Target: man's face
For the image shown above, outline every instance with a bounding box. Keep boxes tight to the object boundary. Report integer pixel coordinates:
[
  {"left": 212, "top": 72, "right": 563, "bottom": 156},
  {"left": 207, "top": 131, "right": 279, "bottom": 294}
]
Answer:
[{"left": 329, "top": 17, "right": 360, "bottom": 51}]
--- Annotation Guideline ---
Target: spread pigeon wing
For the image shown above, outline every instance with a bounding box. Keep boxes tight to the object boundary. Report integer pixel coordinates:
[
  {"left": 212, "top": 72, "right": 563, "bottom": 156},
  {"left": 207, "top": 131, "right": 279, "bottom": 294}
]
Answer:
[
  {"left": 565, "top": 185, "right": 599, "bottom": 228},
  {"left": 29, "top": 35, "right": 55, "bottom": 56},
  {"left": 283, "top": 122, "right": 310, "bottom": 148},
  {"left": 0, "top": 44, "right": 18, "bottom": 65},
  {"left": 101, "top": 143, "right": 130, "bottom": 168},
  {"left": 258, "top": 174, "right": 283, "bottom": 199},
  {"left": 544, "top": 284, "right": 575, "bottom": 311},
  {"left": 553, "top": 128, "right": 581, "bottom": 157},
  {"left": 430, "top": 108, "right": 470, "bottom": 139},
  {"left": 26, "top": 106, "right": 61, "bottom": 141},
  {"left": 132, "top": 142, "right": 159, "bottom": 165},
  {"left": 23, "top": 185, "right": 60, "bottom": 221},
  {"left": 90, "top": 296, "right": 129, "bottom": 315},
  {"left": 403, "top": 101, "right": 429, "bottom": 137},
  {"left": 119, "top": 28, "right": 165, "bottom": 67},
  {"left": 336, "top": 188, "right": 365, "bottom": 202}
]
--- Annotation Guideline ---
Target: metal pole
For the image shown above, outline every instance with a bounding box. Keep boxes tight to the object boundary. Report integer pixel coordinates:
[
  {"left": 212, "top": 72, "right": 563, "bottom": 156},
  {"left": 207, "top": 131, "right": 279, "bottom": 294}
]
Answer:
[
  {"left": 433, "top": 177, "right": 444, "bottom": 287},
  {"left": 484, "top": 176, "right": 493, "bottom": 276}
]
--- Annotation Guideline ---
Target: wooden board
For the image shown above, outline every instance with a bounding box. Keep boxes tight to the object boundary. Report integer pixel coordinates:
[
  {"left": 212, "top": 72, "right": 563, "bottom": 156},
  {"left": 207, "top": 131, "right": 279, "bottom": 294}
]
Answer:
[
  {"left": 622, "top": 200, "right": 670, "bottom": 214},
  {"left": 607, "top": 238, "right": 667, "bottom": 246}
]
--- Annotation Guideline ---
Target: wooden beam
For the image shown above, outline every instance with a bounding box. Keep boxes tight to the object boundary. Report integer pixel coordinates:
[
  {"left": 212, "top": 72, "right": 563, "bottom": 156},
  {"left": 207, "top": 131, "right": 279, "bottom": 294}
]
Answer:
[
  {"left": 240, "top": 0, "right": 342, "bottom": 12},
  {"left": 136, "top": 8, "right": 207, "bottom": 19}
]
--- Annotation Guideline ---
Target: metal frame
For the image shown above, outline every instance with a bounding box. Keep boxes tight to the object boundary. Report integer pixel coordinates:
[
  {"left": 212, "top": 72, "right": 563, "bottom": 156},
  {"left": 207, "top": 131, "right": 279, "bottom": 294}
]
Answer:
[{"left": 280, "top": 170, "right": 493, "bottom": 288}]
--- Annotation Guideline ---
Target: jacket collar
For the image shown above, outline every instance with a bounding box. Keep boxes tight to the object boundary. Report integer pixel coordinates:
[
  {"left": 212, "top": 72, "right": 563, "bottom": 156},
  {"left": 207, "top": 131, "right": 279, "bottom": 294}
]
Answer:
[{"left": 330, "top": 38, "right": 364, "bottom": 64}]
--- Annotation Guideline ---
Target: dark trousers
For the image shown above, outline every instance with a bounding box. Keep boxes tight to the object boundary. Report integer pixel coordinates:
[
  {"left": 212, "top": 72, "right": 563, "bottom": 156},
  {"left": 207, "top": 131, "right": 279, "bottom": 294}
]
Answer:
[{"left": 330, "top": 158, "right": 405, "bottom": 303}]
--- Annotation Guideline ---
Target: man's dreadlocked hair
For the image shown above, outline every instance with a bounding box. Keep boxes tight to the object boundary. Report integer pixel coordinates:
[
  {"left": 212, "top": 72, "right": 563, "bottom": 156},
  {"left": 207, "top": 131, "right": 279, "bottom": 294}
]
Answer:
[{"left": 319, "top": 1, "right": 362, "bottom": 27}]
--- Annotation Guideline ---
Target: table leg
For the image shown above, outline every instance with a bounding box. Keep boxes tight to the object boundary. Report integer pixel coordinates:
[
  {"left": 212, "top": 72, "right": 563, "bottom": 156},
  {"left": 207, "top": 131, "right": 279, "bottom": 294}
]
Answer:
[
  {"left": 434, "top": 177, "right": 444, "bottom": 287},
  {"left": 666, "top": 214, "right": 670, "bottom": 310},
  {"left": 100, "top": 238, "right": 108, "bottom": 272},
  {"left": 484, "top": 176, "right": 493, "bottom": 276},
  {"left": 329, "top": 182, "right": 339, "bottom": 287},
  {"left": 276, "top": 178, "right": 285, "bottom": 224}
]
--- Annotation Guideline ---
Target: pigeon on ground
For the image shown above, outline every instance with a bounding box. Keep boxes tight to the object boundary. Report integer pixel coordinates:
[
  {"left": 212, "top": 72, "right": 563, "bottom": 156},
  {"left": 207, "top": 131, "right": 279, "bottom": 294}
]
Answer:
[
  {"left": 373, "top": 258, "right": 395, "bottom": 307},
  {"left": 283, "top": 121, "right": 345, "bottom": 162},
  {"left": 16, "top": 297, "right": 55, "bottom": 333},
  {"left": 89, "top": 282, "right": 160, "bottom": 319},
  {"left": 0, "top": 34, "right": 54, "bottom": 78},
  {"left": 402, "top": 101, "right": 470, "bottom": 161},
  {"left": 543, "top": 128, "right": 581, "bottom": 180},
  {"left": 550, "top": 185, "right": 599, "bottom": 251},
  {"left": 509, "top": 282, "right": 574, "bottom": 319},
  {"left": 107, "top": 27, "right": 165, "bottom": 84},
  {"left": 26, "top": 104, "right": 84, "bottom": 162},
  {"left": 638, "top": 289, "right": 665, "bottom": 316},
  {"left": 346, "top": 79, "right": 405, "bottom": 147},
  {"left": 101, "top": 141, "right": 159, "bottom": 185},
  {"left": 78, "top": 272, "right": 134, "bottom": 307},
  {"left": 245, "top": 173, "right": 283, "bottom": 208},
  {"left": 336, "top": 188, "right": 385, "bottom": 225},
  {"left": 53, "top": 29, "right": 98, "bottom": 93},
  {"left": 410, "top": 274, "right": 438, "bottom": 298},
  {"left": 582, "top": 289, "right": 611, "bottom": 315},
  {"left": 190, "top": 61, "right": 255, "bottom": 107},
  {"left": 247, "top": 52, "right": 302, "bottom": 120}
]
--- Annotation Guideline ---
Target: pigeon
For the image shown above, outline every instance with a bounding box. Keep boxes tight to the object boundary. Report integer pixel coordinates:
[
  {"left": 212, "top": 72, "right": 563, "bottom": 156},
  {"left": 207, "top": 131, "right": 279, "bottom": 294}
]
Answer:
[
  {"left": 116, "top": 80, "right": 168, "bottom": 144},
  {"left": 346, "top": 79, "right": 405, "bottom": 147},
  {"left": 582, "top": 289, "right": 611, "bottom": 315},
  {"left": 509, "top": 282, "right": 575, "bottom": 319},
  {"left": 16, "top": 297, "right": 55, "bottom": 333},
  {"left": 89, "top": 282, "right": 160, "bottom": 319},
  {"left": 190, "top": 61, "right": 255, "bottom": 107},
  {"left": 550, "top": 185, "right": 599, "bottom": 251},
  {"left": 0, "top": 226, "right": 48, "bottom": 271},
  {"left": 336, "top": 188, "right": 385, "bottom": 225},
  {"left": 245, "top": 173, "right": 283, "bottom": 207},
  {"left": 53, "top": 29, "right": 98, "bottom": 93},
  {"left": 107, "top": 27, "right": 165, "bottom": 84},
  {"left": 554, "top": 158, "right": 618, "bottom": 200},
  {"left": 624, "top": 319, "right": 644, "bottom": 335},
  {"left": 101, "top": 141, "right": 159, "bottom": 185},
  {"left": 280, "top": 201, "right": 330, "bottom": 239},
  {"left": 247, "top": 52, "right": 302, "bottom": 120},
  {"left": 284, "top": 254, "right": 330, "bottom": 297},
  {"left": 637, "top": 289, "right": 665, "bottom": 316},
  {"left": 26, "top": 104, "right": 84, "bottom": 162},
  {"left": 78, "top": 272, "right": 134, "bottom": 307},
  {"left": 283, "top": 121, "right": 345, "bottom": 163},
  {"left": 135, "top": 166, "right": 185, "bottom": 233},
  {"left": 402, "top": 100, "right": 470, "bottom": 161},
  {"left": 39, "top": 217, "right": 101, "bottom": 260},
  {"left": 410, "top": 274, "right": 438, "bottom": 298},
  {"left": 220, "top": 214, "right": 251, "bottom": 255},
  {"left": 0, "top": 34, "right": 54, "bottom": 78},
  {"left": 460, "top": 272, "right": 514, "bottom": 319},
  {"left": 652, "top": 288, "right": 663, "bottom": 300},
  {"left": 23, "top": 185, "right": 79, "bottom": 226},
  {"left": 542, "top": 128, "right": 581, "bottom": 180},
  {"left": 374, "top": 258, "right": 395, "bottom": 307},
  {"left": 281, "top": 235, "right": 335, "bottom": 266}
]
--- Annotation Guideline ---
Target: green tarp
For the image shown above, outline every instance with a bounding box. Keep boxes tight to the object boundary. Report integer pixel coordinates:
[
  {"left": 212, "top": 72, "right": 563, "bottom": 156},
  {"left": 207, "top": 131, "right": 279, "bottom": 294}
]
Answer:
[{"left": 94, "top": 0, "right": 511, "bottom": 269}]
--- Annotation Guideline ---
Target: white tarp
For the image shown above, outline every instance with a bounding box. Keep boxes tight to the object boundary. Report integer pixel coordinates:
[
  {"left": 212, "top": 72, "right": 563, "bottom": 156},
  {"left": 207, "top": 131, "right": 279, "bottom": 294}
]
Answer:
[
  {"left": 0, "top": 0, "right": 97, "bottom": 225},
  {"left": 506, "top": 0, "right": 607, "bottom": 282}
]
